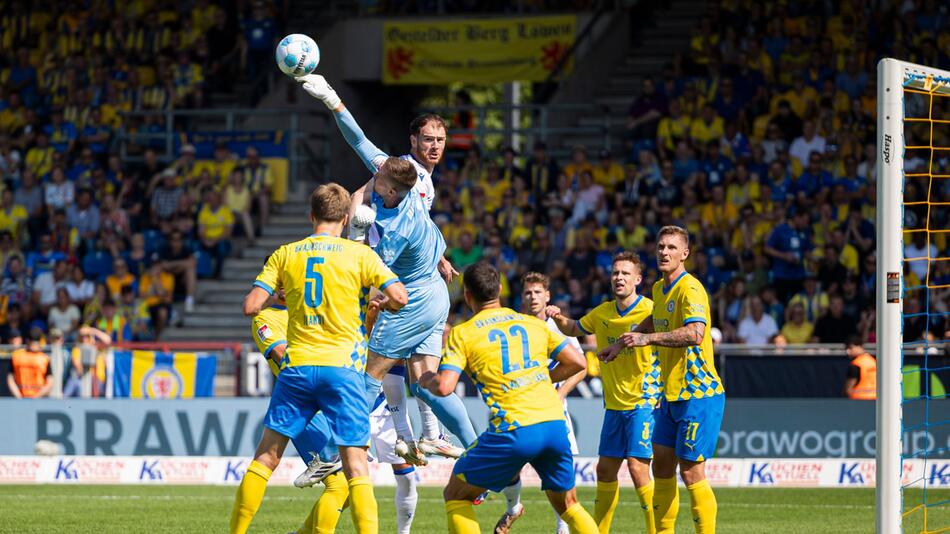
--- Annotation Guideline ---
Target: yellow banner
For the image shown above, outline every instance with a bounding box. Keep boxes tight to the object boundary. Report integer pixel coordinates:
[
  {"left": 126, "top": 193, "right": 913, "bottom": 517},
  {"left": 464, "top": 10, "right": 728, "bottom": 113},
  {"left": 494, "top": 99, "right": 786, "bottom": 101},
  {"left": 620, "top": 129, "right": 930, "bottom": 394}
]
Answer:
[{"left": 382, "top": 15, "right": 575, "bottom": 84}]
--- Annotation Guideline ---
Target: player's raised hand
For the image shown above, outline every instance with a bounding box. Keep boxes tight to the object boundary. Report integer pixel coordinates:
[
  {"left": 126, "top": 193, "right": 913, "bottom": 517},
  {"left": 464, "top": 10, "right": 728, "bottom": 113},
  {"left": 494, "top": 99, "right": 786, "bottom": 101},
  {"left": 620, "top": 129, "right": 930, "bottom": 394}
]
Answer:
[
  {"left": 598, "top": 343, "right": 623, "bottom": 363},
  {"left": 544, "top": 305, "right": 562, "bottom": 318},
  {"left": 295, "top": 74, "right": 342, "bottom": 110}
]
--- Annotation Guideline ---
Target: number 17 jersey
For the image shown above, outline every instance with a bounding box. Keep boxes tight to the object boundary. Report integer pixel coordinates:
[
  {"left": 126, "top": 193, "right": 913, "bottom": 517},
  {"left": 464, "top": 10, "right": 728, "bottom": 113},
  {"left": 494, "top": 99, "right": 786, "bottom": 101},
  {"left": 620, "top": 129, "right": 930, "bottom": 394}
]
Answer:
[{"left": 254, "top": 234, "right": 398, "bottom": 371}]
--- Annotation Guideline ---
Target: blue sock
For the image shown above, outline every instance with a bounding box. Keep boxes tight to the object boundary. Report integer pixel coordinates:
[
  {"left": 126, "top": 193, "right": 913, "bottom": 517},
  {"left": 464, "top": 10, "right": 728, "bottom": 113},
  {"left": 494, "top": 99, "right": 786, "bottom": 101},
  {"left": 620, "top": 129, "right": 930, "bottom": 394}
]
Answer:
[{"left": 409, "top": 383, "right": 477, "bottom": 447}]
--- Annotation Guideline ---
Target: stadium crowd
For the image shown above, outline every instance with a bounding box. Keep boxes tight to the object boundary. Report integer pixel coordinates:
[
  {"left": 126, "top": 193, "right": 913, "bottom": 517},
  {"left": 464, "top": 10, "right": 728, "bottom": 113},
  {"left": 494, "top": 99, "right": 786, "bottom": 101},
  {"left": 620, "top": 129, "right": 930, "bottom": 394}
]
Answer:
[
  {"left": 0, "top": 0, "right": 283, "bottom": 348},
  {"left": 431, "top": 0, "right": 950, "bottom": 347}
]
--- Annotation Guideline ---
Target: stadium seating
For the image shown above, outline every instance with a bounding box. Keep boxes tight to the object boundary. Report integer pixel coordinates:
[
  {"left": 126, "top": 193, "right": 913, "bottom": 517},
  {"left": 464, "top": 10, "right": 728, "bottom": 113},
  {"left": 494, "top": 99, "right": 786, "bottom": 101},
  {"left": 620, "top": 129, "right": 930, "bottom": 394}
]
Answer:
[{"left": 0, "top": 1, "right": 285, "bottom": 344}]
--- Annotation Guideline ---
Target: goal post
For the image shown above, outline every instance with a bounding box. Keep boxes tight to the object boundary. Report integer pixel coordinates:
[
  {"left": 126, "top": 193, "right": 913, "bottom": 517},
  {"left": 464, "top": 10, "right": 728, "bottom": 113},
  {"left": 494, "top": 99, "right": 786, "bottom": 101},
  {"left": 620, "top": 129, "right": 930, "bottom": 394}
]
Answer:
[{"left": 876, "top": 57, "right": 950, "bottom": 534}]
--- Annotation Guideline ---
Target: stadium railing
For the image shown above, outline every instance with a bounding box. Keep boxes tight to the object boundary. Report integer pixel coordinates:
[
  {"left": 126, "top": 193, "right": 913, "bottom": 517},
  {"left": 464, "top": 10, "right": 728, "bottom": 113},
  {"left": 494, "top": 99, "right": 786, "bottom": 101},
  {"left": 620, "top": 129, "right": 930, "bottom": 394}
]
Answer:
[{"left": 115, "top": 108, "right": 331, "bottom": 186}]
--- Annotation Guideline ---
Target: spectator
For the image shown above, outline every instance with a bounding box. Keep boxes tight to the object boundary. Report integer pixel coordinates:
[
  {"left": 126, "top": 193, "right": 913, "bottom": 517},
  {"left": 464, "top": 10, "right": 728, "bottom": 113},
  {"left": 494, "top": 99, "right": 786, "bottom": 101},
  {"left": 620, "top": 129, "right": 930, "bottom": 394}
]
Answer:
[
  {"left": 225, "top": 168, "right": 255, "bottom": 246},
  {"left": 66, "top": 189, "right": 101, "bottom": 252},
  {"left": 2, "top": 255, "right": 32, "bottom": 314},
  {"left": 449, "top": 231, "right": 482, "bottom": 272},
  {"left": 106, "top": 259, "right": 136, "bottom": 301},
  {"left": 789, "top": 120, "right": 826, "bottom": 168},
  {"left": 241, "top": 2, "right": 278, "bottom": 83},
  {"left": 44, "top": 167, "right": 75, "bottom": 212},
  {"left": 0, "top": 189, "right": 28, "bottom": 242},
  {"left": 65, "top": 265, "right": 96, "bottom": 307},
  {"left": 689, "top": 104, "right": 724, "bottom": 146},
  {"left": 7, "top": 336, "right": 52, "bottom": 399},
  {"left": 843, "top": 335, "right": 876, "bottom": 399},
  {"left": 626, "top": 78, "right": 667, "bottom": 140},
  {"left": 817, "top": 244, "right": 849, "bottom": 295},
  {"left": 765, "top": 208, "right": 812, "bottom": 302},
  {"left": 96, "top": 299, "right": 132, "bottom": 343},
  {"left": 150, "top": 169, "right": 184, "bottom": 226},
  {"left": 139, "top": 257, "right": 174, "bottom": 337},
  {"left": 780, "top": 302, "right": 814, "bottom": 344},
  {"left": 789, "top": 275, "right": 829, "bottom": 323},
  {"left": 812, "top": 294, "right": 857, "bottom": 344},
  {"left": 242, "top": 146, "right": 271, "bottom": 230},
  {"left": 48, "top": 288, "right": 81, "bottom": 339},
  {"left": 197, "top": 188, "right": 233, "bottom": 278},
  {"left": 65, "top": 326, "right": 112, "bottom": 398},
  {"left": 737, "top": 295, "right": 779, "bottom": 345},
  {"left": 32, "top": 259, "right": 69, "bottom": 317},
  {"left": 160, "top": 231, "right": 197, "bottom": 312},
  {"left": 904, "top": 232, "right": 937, "bottom": 282}
]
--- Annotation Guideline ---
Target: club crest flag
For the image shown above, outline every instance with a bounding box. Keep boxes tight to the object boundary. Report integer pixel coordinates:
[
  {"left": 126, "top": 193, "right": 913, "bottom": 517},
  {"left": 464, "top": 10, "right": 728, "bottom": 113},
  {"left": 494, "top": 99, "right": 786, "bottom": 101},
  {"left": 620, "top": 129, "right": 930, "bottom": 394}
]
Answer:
[
  {"left": 113, "top": 350, "right": 216, "bottom": 399},
  {"left": 382, "top": 15, "right": 575, "bottom": 84}
]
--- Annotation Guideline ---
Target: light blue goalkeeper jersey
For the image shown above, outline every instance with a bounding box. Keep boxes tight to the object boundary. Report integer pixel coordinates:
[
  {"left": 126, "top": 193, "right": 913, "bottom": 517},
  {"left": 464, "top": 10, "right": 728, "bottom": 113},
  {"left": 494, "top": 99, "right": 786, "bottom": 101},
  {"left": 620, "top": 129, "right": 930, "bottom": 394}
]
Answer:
[{"left": 371, "top": 188, "right": 445, "bottom": 287}]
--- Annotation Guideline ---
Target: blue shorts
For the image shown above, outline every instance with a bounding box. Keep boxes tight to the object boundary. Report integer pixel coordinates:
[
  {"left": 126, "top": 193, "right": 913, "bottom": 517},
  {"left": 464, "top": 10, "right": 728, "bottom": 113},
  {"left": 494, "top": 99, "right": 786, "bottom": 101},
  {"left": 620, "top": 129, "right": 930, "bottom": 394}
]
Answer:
[
  {"left": 652, "top": 394, "right": 725, "bottom": 462},
  {"left": 453, "top": 420, "right": 575, "bottom": 493},
  {"left": 265, "top": 365, "right": 369, "bottom": 447},
  {"left": 369, "top": 280, "right": 449, "bottom": 359},
  {"left": 598, "top": 407, "right": 655, "bottom": 460}
]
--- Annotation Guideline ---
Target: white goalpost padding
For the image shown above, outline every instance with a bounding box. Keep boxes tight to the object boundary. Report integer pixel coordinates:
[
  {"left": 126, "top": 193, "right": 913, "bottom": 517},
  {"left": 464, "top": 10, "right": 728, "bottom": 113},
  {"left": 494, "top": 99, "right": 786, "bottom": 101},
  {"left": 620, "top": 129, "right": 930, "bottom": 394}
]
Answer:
[{"left": 876, "top": 57, "right": 950, "bottom": 534}]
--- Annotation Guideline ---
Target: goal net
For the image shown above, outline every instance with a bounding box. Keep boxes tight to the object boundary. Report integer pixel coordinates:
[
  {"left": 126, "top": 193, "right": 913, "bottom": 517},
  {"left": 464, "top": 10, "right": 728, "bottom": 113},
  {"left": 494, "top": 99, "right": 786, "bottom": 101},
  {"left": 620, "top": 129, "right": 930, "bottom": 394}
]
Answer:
[{"left": 877, "top": 58, "right": 950, "bottom": 533}]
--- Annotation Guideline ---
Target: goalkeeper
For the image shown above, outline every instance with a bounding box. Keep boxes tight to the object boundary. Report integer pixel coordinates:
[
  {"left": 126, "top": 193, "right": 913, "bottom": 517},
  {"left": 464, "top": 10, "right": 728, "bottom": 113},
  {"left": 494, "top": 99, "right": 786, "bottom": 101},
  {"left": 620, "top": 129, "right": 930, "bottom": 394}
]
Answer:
[{"left": 296, "top": 74, "right": 471, "bottom": 465}]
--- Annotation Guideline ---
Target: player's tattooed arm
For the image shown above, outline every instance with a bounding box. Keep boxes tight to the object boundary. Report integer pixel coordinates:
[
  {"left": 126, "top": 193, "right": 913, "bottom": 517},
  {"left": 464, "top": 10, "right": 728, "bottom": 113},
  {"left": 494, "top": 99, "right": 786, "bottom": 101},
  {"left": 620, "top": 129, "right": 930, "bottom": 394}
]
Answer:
[{"left": 642, "top": 321, "right": 705, "bottom": 347}]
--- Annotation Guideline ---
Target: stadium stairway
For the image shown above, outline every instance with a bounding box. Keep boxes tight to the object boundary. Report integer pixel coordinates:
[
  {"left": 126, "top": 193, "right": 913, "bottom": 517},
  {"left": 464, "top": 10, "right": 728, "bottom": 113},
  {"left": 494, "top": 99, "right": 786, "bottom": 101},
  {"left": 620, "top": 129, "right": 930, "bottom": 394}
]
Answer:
[
  {"left": 557, "top": 0, "right": 707, "bottom": 151},
  {"left": 163, "top": 196, "right": 314, "bottom": 342}
]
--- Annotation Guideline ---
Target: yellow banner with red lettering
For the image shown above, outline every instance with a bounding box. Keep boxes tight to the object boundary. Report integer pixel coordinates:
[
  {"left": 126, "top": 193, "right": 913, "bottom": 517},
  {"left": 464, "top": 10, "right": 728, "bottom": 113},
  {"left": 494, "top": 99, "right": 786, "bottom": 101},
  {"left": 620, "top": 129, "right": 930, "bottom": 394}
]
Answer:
[{"left": 382, "top": 15, "right": 575, "bottom": 84}]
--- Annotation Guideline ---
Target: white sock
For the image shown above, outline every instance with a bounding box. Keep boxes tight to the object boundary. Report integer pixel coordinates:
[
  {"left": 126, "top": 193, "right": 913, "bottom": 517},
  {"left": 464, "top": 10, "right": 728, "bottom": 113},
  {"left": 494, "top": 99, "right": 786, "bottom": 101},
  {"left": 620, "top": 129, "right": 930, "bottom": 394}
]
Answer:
[
  {"left": 416, "top": 396, "right": 441, "bottom": 440},
  {"left": 394, "top": 468, "right": 418, "bottom": 534},
  {"left": 554, "top": 508, "right": 569, "bottom": 532},
  {"left": 383, "top": 372, "right": 414, "bottom": 440},
  {"left": 502, "top": 479, "right": 522, "bottom": 514}
]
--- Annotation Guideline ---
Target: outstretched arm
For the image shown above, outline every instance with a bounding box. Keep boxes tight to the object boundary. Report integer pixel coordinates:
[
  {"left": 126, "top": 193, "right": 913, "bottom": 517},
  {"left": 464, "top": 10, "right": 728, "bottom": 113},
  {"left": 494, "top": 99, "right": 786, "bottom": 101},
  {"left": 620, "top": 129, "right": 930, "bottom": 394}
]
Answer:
[{"left": 297, "top": 74, "right": 388, "bottom": 173}]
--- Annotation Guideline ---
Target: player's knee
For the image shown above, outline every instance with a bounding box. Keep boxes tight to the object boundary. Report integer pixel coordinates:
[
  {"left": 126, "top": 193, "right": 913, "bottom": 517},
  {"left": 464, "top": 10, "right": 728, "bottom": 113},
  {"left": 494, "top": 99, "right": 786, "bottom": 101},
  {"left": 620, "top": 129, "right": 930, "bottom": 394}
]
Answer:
[
  {"left": 678, "top": 460, "right": 705, "bottom": 486},
  {"left": 627, "top": 457, "right": 652, "bottom": 485},
  {"left": 651, "top": 449, "right": 677, "bottom": 479},
  {"left": 546, "top": 489, "right": 576, "bottom": 515},
  {"left": 595, "top": 459, "right": 619, "bottom": 481}
]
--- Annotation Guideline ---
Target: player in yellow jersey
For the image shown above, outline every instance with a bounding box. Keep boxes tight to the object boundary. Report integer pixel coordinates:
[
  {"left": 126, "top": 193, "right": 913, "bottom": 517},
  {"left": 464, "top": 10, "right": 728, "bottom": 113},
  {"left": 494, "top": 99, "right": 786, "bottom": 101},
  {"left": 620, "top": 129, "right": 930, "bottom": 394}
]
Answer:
[
  {"left": 420, "top": 261, "right": 598, "bottom": 534},
  {"left": 249, "top": 289, "right": 350, "bottom": 534},
  {"left": 599, "top": 226, "right": 724, "bottom": 534},
  {"left": 229, "top": 183, "right": 408, "bottom": 534},
  {"left": 547, "top": 251, "right": 660, "bottom": 534}
]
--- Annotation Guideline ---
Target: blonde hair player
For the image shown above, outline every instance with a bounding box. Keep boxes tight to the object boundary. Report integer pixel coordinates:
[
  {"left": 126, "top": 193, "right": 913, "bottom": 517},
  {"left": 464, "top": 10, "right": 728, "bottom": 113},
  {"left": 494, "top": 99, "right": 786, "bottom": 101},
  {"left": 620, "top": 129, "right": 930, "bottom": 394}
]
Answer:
[
  {"left": 230, "top": 183, "right": 408, "bottom": 534},
  {"left": 599, "top": 226, "right": 725, "bottom": 534}
]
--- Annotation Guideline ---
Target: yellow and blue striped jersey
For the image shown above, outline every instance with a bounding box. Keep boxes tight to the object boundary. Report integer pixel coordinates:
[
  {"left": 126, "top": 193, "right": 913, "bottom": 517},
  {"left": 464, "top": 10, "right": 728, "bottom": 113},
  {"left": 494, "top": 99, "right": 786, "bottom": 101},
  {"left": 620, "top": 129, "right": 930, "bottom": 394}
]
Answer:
[
  {"left": 254, "top": 234, "right": 398, "bottom": 372},
  {"left": 579, "top": 296, "right": 661, "bottom": 410},
  {"left": 440, "top": 307, "right": 569, "bottom": 432},
  {"left": 651, "top": 272, "right": 724, "bottom": 401},
  {"left": 251, "top": 305, "right": 288, "bottom": 377}
]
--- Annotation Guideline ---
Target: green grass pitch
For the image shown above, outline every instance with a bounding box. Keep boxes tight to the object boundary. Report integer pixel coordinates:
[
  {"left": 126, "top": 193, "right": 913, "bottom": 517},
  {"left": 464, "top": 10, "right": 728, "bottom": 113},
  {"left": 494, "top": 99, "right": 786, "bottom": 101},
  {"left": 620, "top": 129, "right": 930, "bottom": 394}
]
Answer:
[{"left": 0, "top": 485, "right": 946, "bottom": 533}]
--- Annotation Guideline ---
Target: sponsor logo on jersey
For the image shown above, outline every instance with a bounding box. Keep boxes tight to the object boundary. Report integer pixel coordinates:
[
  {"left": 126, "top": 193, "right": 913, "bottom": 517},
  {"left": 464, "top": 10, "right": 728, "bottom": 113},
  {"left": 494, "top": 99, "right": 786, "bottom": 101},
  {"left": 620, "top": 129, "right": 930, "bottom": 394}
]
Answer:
[{"left": 257, "top": 324, "right": 271, "bottom": 343}]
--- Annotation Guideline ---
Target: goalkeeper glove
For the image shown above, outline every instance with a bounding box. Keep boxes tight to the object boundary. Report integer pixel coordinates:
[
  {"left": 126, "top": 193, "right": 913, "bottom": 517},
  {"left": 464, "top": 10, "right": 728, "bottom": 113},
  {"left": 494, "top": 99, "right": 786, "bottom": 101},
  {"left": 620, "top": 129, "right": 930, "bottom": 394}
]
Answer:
[
  {"left": 296, "top": 74, "right": 342, "bottom": 110},
  {"left": 348, "top": 204, "right": 376, "bottom": 242}
]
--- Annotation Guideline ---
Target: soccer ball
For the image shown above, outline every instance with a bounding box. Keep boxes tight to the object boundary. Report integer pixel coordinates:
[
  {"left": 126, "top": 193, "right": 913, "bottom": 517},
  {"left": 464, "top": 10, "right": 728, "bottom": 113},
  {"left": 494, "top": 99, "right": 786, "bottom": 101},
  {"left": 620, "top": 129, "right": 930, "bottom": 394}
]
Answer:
[{"left": 275, "top": 34, "right": 320, "bottom": 77}]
